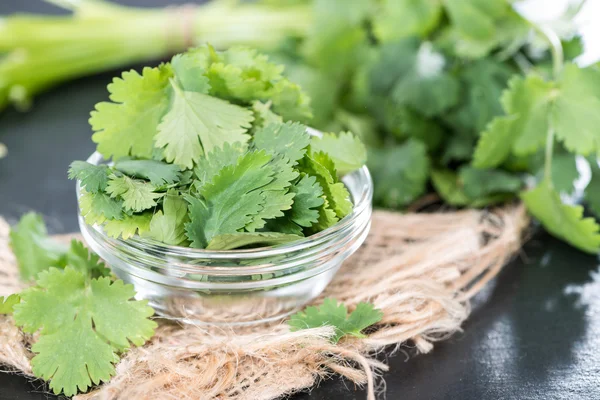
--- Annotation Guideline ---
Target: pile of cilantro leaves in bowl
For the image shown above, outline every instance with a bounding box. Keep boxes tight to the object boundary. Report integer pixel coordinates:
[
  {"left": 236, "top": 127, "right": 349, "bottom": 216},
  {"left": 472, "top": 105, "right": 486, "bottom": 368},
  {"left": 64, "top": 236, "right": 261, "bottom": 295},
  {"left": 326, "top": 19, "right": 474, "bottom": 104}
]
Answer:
[{"left": 69, "top": 45, "right": 367, "bottom": 250}]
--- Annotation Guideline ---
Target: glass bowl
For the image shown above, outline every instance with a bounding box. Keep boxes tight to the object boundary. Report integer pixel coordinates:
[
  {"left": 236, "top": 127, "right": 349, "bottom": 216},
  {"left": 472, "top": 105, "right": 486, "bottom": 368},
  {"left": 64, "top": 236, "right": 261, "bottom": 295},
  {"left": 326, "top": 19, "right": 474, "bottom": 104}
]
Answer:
[{"left": 77, "top": 151, "right": 373, "bottom": 325}]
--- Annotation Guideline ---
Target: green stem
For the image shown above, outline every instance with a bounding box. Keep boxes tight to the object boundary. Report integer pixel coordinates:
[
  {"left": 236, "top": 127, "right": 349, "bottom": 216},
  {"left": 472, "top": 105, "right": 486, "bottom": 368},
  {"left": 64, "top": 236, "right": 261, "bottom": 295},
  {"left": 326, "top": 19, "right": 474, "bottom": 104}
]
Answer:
[
  {"left": 544, "top": 120, "right": 555, "bottom": 185},
  {"left": 533, "top": 24, "right": 564, "bottom": 184}
]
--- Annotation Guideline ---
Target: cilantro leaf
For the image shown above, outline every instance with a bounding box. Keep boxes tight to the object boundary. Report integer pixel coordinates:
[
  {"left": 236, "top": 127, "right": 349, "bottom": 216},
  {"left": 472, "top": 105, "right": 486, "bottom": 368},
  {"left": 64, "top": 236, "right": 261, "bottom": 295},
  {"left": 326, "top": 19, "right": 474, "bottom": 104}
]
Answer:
[
  {"left": 79, "top": 191, "right": 124, "bottom": 226},
  {"left": 65, "top": 240, "right": 111, "bottom": 279},
  {"left": 300, "top": 152, "right": 352, "bottom": 219},
  {"left": 0, "top": 294, "right": 20, "bottom": 314},
  {"left": 585, "top": 158, "right": 600, "bottom": 218},
  {"left": 171, "top": 51, "right": 211, "bottom": 93},
  {"left": 370, "top": 39, "right": 459, "bottom": 117},
  {"left": 113, "top": 159, "right": 182, "bottom": 186},
  {"left": 373, "top": 0, "right": 442, "bottom": 43},
  {"left": 182, "top": 45, "right": 312, "bottom": 121},
  {"left": 431, "top": 169, "right": 471, "bottom": 207},
  {"left": 185, "top": 151, "right": 274, "bottom": 248},
  {"left": 310, "top": 197, "right": 340, "bottom": 233},
  {"left": 546, "top": 153, "right": 580, "bottom": 196},
  {"left": 246, "top": 190, "right": 295, "bottom": 232},
  {"left": 288, "top": 174, "right": 325, "bottom": 227},
  {"left": 443, "top": 0, "right": 529, "bottom": 58},
  {"left": 474, "top": 65, "right": 600, "bottom": 168},
  {"left": 103, "top": 213, "right": 152, "bottom": 240},
  {"left": 9, "top": 213, "right": 68, "bottom": 281},
  {"left": 13, "top": 267, "right": 156, "bottom": 396},
  {"left": 148, "top": 191, "right": 189, "bottom": 246},
  {"left": 472, "top": 75, "right": 553, "bottom": 165},
  {"left": 253, "top": 121, "right": 310, "bottom": 163},
  {"left": 106, "top": 176, "right": 163, "bottom": 213},
  {"left": 252, "top": 100, "right": 283, "bottom": 130},
  {"left": 288, "top": 298, "right": 383, "bottom": 343},
  {"left": 522, "top": 180, "right": 600, "bottom": 254},
  {"left": 194, "top": 142, "right": 247, "bottom": 188},
  {"left": 459, "top": 167, "right": 522, "bottom": 199},
  {"left": 432, "top": 168, "right": 515, "bottom": 207},
  {"left": 261, "top": 175, "right": 325, "bottom": 236},
  {"left": 445, "top": 59, "right": 515, "bottom": 136},
  {"left": 154, "top": 82, "right": 254, "bottom": 169},
  {"left": 368, "top": 140, "right": 429, "bottom": 208},
  {"left": 310, "top": 131, "right": 367, "bottom": 176},
  {"left": 472, "top": 115, "right": 517, "bottom": 169},
  {"left": 68, "top": 161, "right": 110, "bottom": 193},
  {"left": 91, "top": 65, "right": 172, "bottom": 160},
  {"left": 552, "top": 64, "right": 600, "bottom": 155},
  {"left": 206, "top": 232, "right": 302, "bottom": 250}
]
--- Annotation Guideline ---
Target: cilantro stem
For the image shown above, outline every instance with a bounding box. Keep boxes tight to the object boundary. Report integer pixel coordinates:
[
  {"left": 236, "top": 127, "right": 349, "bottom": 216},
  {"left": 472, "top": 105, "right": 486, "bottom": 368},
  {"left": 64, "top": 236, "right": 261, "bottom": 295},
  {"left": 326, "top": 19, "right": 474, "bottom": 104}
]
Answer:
[
  {"left": 532, "top": 24, "right": 564, "bottom": 185},
  {"left": 544, "top": 119, "right": 555, "bottom": 185},
  {"left": 537, "top": 25, "right": 564, "bottom": 79}
]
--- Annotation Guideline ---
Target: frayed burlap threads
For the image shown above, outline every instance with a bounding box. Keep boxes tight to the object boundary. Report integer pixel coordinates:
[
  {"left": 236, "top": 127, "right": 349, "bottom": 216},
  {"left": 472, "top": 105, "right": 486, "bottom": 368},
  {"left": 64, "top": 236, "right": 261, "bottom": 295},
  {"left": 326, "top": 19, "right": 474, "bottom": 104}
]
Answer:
[{"left": 0, "top": 206, "right": 528, "bottom": 400}]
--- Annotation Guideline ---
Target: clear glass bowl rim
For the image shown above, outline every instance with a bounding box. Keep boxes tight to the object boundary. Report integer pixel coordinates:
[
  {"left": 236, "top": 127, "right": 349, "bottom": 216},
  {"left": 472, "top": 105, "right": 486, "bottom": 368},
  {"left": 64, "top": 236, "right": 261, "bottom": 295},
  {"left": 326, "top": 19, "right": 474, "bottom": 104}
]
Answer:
[{"left": 79, "top": 150, "right": 373, "bottom": 261}]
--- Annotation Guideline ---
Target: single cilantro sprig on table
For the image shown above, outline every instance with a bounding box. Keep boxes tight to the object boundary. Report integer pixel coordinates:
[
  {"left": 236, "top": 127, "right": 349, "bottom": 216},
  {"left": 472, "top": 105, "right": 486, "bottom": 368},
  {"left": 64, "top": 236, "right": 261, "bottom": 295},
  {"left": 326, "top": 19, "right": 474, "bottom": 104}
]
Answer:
[
  {"left": 70, "top": 45, "right": 367, "bottom": 250},
  {"left": 288, "top": 298, "right": 384, "bottom": 343},
  {"left": 2, "top": 213, "right": 156, "bottom": 397}
]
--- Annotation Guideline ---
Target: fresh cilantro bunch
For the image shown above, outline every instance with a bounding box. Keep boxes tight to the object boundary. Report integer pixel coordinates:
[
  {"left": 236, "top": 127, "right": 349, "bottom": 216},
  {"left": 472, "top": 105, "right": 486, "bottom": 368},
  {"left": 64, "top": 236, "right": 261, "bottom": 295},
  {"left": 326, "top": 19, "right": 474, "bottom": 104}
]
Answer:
[
  {"left": 2, "top": 213, "right": 156, "bottom": 396},
  {"left": 256, "top": 0, "right": 600, "bottom": 254},
  {"left": 70, "top": 45, "right": 366, "bottom": 250}
]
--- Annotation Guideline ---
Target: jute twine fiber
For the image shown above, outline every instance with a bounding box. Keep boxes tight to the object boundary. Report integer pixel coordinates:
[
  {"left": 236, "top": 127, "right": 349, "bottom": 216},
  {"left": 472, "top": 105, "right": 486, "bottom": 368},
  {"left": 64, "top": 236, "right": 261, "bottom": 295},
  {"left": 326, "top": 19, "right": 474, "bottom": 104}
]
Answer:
[{"left": 0, "top": 205, "right": 528, "bottom": 400}]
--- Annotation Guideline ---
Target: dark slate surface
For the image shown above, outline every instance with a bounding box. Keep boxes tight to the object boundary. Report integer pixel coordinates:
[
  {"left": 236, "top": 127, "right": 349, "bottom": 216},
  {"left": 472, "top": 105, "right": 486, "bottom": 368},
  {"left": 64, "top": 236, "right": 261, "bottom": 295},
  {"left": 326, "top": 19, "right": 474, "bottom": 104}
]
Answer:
[{"left": 1, "top": 1, "right": 600, "bottom": 399}]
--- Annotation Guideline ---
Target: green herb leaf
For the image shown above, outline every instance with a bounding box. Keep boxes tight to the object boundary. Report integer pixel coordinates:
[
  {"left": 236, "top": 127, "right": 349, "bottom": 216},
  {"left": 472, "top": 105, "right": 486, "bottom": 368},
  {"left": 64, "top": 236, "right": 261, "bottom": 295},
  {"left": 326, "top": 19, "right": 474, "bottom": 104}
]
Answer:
[
  {"left": 522, "top": 180, "right": 600, "bottom": 254},
  {"left": 370, "top": 39, "right": 460, "bottom": 117},
  {"left": 552, "top": 64, "right": 600, "bottom": 155},
  {"left": 91, "top": 65, "right": 172, "bottom": 160},
  {"left": 474, "top": 65, "right": 600, "bottom": 168},
  {"left": 253, "top": 121, "right": 310, "bottom": 163},
  {"left": 103, "top": 213, "right": 152, "bottom": 240},
  {"left": 300, "top": 152, "right": 352, "bottom": 219},
  {"left": 65, "top": 240, "right": 111, "bottom": 279},
  {"left": 459, "top": 167, "right": 522, "bottom": 199},
  {"left": 13, "top": 267, "right": 156, "bottom": 396},
  {"left": 0, "top": 294, "right": 20, "bottom": 314},
  {"left": 373, "top": 0, "right": 442, "bottom": 43},
  {"left": 368, "top": 140, "right": 429, "bottom": 208},
  {"left": 148, "top": 192, "right": 189, "bottom": 246},
  {"left": 288, "top": 174, "right": 325, "bottom": 227},
  {"left": 472, "top": 115, "right": 517, "bottom": 169},
  {"left": 106, "top": 176, "right": 163, "bottom": 213},
  {"left": 155, "top": 83, "right": 254, "bottom": 169},
  {"left": 80, "top": 191, "right": 125, "bottom": 225},
  {"left": 585, "top": 158, "right": 600, "bottom": 218},
  {"left": 310, "top": 132, "right": 367, "bottom": 176},
  {"left": 288, "top": 298, "right": 383, "bottom": 343},
  {"left": 68, "top": 161, "right": 110, "bottom": 193},
  {"left": 113, "top": 159, "right": 182, "bottom": 186},
  {"left": 206, "top": 232, "right": 302, "bottom": 250},
  {"left": 9, "top": 213, "right": 68, "bottom": 281},
  {"left": 194, "top": 142, "right": 247, "bottom": 188},
  {"left": 185, "top": 151, "right": 274, "bottom": 248}
]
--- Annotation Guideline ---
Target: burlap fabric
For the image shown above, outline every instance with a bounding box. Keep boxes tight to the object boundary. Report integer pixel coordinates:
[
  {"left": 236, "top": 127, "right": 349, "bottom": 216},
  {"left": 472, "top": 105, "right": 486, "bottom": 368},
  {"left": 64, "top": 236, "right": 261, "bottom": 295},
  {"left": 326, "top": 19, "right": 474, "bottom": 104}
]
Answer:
[{"left": 0, "top": 206, "right": 528, "bottom": 399}]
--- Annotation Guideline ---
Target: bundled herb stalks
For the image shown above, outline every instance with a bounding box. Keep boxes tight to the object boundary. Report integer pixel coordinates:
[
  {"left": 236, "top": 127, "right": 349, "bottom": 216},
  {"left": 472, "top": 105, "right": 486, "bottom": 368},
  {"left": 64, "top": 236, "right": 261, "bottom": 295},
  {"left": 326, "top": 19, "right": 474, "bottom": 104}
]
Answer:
[
  {"left": 69, "top": 45, "right": 366, "bottom": 249},
  {"left": 0, "top": 0, "right": 311, "bottom": 112}
]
